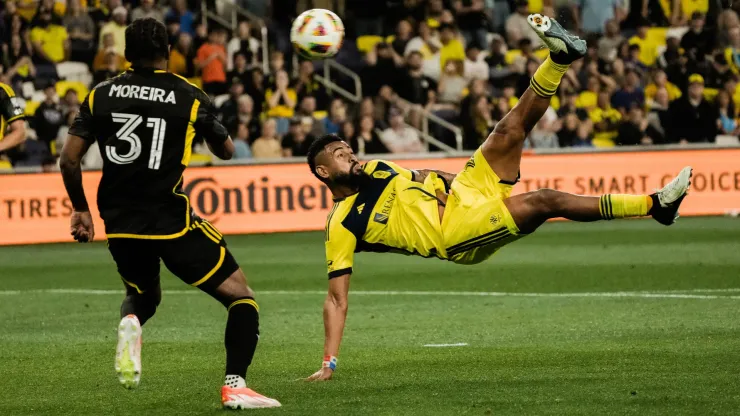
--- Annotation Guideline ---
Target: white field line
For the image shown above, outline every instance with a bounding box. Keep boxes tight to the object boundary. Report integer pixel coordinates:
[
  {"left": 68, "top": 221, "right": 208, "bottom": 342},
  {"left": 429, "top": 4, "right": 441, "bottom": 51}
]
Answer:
[
  {"left": 1, "top": 288, "right": 740, "bottom": 300},
  {"left": 423, "top": 343, "right": 468, "bottom": 347}
]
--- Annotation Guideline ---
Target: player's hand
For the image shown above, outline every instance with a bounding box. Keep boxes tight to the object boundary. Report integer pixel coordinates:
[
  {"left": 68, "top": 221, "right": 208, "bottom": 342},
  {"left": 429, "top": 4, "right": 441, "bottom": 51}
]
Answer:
[
  {"left": 305, "top": 367, "right": 333, "bottom": 381},
  {"left": 70, "top": 210, "right": 95, "bottom": 243}
]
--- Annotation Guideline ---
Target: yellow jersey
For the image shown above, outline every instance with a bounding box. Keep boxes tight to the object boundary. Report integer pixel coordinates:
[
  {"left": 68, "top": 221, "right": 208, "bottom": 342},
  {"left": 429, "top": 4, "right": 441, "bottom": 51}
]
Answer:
[
  {"left": 324, "top": 160, "right": 447, "bottom": 277},
  {"left": 0, "top": 83, "right": 25, "bottom": 141}
]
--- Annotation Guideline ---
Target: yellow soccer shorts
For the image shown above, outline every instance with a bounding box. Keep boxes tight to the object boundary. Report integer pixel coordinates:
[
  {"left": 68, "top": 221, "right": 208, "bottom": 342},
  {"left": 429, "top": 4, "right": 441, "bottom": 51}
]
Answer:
[{"left": 441, "top": 149, "right": 524, "bottom": 265}]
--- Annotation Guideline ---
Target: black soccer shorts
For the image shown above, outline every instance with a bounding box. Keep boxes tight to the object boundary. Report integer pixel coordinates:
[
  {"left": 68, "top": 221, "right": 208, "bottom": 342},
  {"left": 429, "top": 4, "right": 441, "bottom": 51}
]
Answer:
[{"left": 107, "top": 219, "right": 239, "bottom": 294}]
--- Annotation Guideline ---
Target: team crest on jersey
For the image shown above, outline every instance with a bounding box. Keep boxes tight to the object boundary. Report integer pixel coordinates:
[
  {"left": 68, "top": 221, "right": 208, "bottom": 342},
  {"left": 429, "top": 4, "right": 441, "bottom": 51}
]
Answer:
[
  {"left": 373, "top": 171, "right": 391, "bottom": 179},
  {"left": 490, "top": 214, "right": 501, "bottom": 225},
  {"left": 373, "top": 213, "right": 389, "bottom": 225},
  {"left": 465, "top": 157, "right": 476, "bottom": 170},
  {"left": 356, "top": 203, "right": 365, "bottom": 214}
]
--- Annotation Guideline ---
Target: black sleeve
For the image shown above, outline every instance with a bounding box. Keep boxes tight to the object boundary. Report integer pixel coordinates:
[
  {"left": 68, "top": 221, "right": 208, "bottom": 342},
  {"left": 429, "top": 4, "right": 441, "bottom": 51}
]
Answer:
[
  {"left": 68, "top": 92, "right": 96, "bottom": 142},
  {"left": 193, "top": 92, "right": 229, "bottom": 146},
  {"left": 0, "top": 86, "right": 25, "bottom": 123}
]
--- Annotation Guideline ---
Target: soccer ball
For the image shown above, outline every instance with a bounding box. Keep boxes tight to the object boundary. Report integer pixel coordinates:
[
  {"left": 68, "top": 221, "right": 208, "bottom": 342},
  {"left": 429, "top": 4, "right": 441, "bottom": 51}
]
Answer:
[{"left": 290, "top": 9, "right": 345, "bottom": 60}]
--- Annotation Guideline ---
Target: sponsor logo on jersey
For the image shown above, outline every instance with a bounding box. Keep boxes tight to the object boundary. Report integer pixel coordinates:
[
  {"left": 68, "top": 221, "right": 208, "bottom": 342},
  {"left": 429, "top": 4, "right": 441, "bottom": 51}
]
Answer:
[
  {"left": 373, "top": 171, "right": 391, "bottom": 179},
  {"left": 373, "top": 212, "right": 388, "bottom": 224},
  {"left": 109, "top": 85, "right": 176, "bottom": 104},
  {"left": 490, "top": 214, "right": 501, "bottom": 225}
]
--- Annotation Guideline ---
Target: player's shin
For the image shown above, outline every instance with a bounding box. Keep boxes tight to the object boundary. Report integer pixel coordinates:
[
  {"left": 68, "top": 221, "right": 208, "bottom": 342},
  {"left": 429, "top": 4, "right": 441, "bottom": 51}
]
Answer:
[
  {"left": 529, "top": 56, "right": 569, "bottom": 100},
  {"left": 224, "top": 297, "right": 260, "bottom": 387}
]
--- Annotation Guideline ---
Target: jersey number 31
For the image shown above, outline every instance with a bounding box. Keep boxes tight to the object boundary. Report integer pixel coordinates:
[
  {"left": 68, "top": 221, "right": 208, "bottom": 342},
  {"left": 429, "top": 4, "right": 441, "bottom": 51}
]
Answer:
[{"left": 107, "top": 112, "right": 167, "bottom": 170}]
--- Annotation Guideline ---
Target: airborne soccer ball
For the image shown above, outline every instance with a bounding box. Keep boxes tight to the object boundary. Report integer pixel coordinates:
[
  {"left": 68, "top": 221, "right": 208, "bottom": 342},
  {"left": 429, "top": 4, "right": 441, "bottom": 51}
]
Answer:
[{"left": 291, "top": 9, "right": 345, "bottom": 60}]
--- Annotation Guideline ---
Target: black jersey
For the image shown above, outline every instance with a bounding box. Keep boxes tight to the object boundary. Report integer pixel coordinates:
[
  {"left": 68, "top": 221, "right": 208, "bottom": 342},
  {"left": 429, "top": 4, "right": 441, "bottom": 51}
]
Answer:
[
  {"left": 0, "top": 83, "right": 25, "bottom": 140},
  {"left": 68, "top": 68, "right": 229, "bottom": 238}
]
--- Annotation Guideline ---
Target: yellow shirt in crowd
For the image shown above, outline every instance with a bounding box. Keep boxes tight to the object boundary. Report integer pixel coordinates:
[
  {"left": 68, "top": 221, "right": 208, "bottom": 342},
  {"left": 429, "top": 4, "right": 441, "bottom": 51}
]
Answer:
[{"left": 30, "top": 25, "right": 69, "bottom": 63}]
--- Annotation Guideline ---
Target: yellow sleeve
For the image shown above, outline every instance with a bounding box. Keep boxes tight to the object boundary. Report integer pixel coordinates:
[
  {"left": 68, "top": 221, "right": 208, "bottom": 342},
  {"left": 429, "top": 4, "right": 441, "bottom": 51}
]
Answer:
[
  {"left": 363, "top": 160, "right": 414, "bottom": 180},
  {"left": 326, "top": 214, "right": 356, "bottom": 278}
]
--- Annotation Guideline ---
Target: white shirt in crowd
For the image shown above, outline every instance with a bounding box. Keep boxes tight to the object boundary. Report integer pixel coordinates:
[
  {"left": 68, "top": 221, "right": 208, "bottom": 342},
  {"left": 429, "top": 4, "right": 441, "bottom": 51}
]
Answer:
[
  {"left": 227, "top": 36, "right": 261, "bottom": 70},
  {"left": 381, "top": 126, "right": 424, "bottom": 153}
]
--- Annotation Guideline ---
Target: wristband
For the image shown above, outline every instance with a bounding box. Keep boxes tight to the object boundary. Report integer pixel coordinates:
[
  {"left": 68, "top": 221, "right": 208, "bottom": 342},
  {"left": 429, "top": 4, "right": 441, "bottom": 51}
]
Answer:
[{"left": 322, "top": 355, "right": 337, "bottom": 371}]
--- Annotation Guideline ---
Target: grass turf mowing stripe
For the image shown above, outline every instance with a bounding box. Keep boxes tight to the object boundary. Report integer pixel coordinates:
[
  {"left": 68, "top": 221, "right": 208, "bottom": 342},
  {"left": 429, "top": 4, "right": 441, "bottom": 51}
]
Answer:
[{"left": 2, "top": 288, "right": 740, "bottom": 300}]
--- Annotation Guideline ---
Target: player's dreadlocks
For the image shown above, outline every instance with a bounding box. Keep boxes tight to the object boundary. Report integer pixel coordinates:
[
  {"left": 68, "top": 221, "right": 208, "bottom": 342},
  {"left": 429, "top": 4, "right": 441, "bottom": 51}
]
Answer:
[
  {"left": 307, "top": 134, "right": 345, "bottom": 183},
  {"left": 124, "top": 18, "right": 169, "bottom": 66}
]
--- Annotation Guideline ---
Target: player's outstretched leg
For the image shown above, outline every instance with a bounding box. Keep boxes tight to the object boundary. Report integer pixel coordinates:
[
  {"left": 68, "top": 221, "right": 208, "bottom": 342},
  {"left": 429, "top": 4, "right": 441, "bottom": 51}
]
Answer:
[
  {"left": 481, "top": 14, "right": 587, "bottom": 182},
  {"left": 208, "top": 269, "right": 281, "bottom": 409},
  {"left": 115, "top": 283, "right": 161, "bottom": 389},
  {"left": 505, "top": 167, "right": 693, "bottom": 233}
]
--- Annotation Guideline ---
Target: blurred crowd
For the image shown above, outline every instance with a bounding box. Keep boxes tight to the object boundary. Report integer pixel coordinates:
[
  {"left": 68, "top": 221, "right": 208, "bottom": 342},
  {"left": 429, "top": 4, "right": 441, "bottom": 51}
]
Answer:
[{"left": 1, "top": 0, "right": 739, "bottom": 168}]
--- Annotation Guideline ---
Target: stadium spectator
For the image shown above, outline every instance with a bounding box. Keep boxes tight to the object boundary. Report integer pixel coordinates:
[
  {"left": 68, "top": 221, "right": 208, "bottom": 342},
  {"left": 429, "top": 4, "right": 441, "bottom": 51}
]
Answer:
[
  {"left": 168, "top": 32, "right": 195, "bottom": 77},
  {"left": 196, "top": 26, "right": 228, "bottom": 96},
  {"left": 245, "top": 67, "right": 266, "bottom": 115},
  {"left": 681, "top": 12, "right": 712, "bottom": 63},
  {"left": 64, "top": 0, "right": 95, "bottom": 64},
  {"left": 166, "top": 0, "right": 195, "bottom": 36},
  {"left": 265, "top": 69, "right": 297, "bottom": 134},
  {"left": 131, "top": 0, "right": 164, "bottom": 23},
  {"left": 353, "top": 115, "right": 388, "bottom": 154},
  {"left": 227, "top": 20, "right": 260, "bottom": 70},
  {"left": 232, "top": 123, "right": 253, "bottom": 159},
  {"left": 404, "top": 20, "right": 440, "bottom": 62},
  {"left": 716, "top": 90, "right": 739, "bottom": 136},
  {"left": 323, "top": 98, "right": 347, "bottom": 135},
  {"left": 463, "top": 94, "right": 494, "bottom": 150},
  {"left": 668, "top": 74, "right": 718, "bottom": 143},
  {"left": 227, "top": 52, "right": 251, "bottom": 87},
  {"left": 437, "top": 59, "right": 467, "bottom": 104},
  {"left": 281, "top": 117, "right": 315, "bottom": 157},
  {"left": 647, "top": 88, "right": 671, "bottom": 141},
  {"left": 558, "top": 109, "right": 594, "bottom": 148},
  {"left": 251, "top": 118, "right": 282, "bottom": 159},
  {"left": 98, "top": 6, "right": 127, "bottom": 58},
  {"left": 4, "top": 34, "right": 36, "bottom": 87},
  {"left": 464, "top": 44, "right": 488, "bottom": 80},
  {"left": 339, "top": 120, "right": 355, "bottom": 144},
  {"left": 192, "top": 22, "right": 209, "bottom": 52},
  {"left": 381, "top": 107, "right": 423, "bottom": 153},
  {"left": 231, "top": 94, "right": 261, "bottom": 143},
  {"left": 294, "top": 61, "right": 329, "bottom": 111},
  {"left": 396, "top": 51, "right": 437, "bottom": 105},
  {"left": 645, "top": 69, "right": 682, "bottom": 105},
  {"left": 726, "top": 27, "right": 740, "bottom": 75},
  {"left": 438, "top": 23, "right": 465, "bottom": 75},
  {"left": 361, "top": 42, "right": 401, "bottom": 97},
  {"left": 574, "top": 0, "right": 625, "bottom": 35},
  {"left": 590, "top": 90, "right": 622, "bottom": 147},
  {"left": 296, "top": 96, "right": 326, "bottom": 137},
  {"left": 618, "top": 106, "right": 661, "bottom": 145},
  {"left": 219, "top": 80, "right": 245, "bottom": 132},
  {"left": 425, "top": 0, "right": 447, "bottom": 28},
  {"left": 597, "top": 20, "right": 624, "bottom": 62},
  {"left": 453, "top": 0, "right": 489, "bottom": 50},
  {"left": 93, "top": 33, "right": 126, "bottom": 72},
  {"left": 265, "top": 50, "right": 285, "bottom": 90},
  {"left": 611, "top": 69, "right": 646, "bottom": 114},
  {"left": 165, "top": 14, "right": 181, "bottom": 45},
  {"left": 389, "top": 19, "right": 414, "bottom": 57},
  {"left": 59, "top": 88, "right": 79, "bottom": 120},
  {"left": 527, "top": 107, "right": 560, "bottom": 149},
  {"left": 30, "top": 6, "right": 68, "bottom": 79},
  {"left": 506, "top": 0, "right": 541, "bottom": 48},
  {"left": 33, "top": 84, "right": 64, "bottom": 154},
  {"left": 347, "top": 0, "right": 386, "bottom": 36},
  {"left": 629, "top": 19, "right": 658, "bottom": 68}
]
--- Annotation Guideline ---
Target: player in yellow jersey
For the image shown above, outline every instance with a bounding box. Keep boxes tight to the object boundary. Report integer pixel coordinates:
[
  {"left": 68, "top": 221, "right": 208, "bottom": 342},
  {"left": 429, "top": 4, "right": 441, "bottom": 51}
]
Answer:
[{"left": 304, "top": 15, "right": 693, "bottom": 381}]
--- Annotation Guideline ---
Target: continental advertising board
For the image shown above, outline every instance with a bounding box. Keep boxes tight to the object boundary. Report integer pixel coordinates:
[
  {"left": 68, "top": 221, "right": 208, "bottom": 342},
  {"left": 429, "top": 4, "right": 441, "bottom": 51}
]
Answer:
[{"left": 1, "top": 149, "right": 739, "bottom": 245}]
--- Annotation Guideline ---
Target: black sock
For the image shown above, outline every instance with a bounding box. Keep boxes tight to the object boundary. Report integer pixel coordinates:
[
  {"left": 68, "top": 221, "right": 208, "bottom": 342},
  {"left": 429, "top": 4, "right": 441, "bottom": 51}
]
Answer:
[
  {"left": 120, "top": 289, "right": 160, "bottom": 325},
  {"left": 648, "top": 193, "right": 660, "bottom": 215},
  {"left": 224, "top": 297, "right": 259, "bottom": 378}
]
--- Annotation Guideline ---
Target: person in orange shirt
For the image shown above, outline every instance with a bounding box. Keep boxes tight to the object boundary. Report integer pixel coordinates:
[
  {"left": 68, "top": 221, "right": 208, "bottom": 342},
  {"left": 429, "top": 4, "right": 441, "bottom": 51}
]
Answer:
[{"left": 196, "top": 26, "right": 228, "bottom": 96}]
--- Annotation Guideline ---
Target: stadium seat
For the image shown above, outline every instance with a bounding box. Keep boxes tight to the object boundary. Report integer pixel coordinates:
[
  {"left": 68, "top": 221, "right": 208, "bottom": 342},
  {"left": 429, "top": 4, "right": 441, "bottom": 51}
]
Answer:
[
  {"left": 356, "top": 36, "right": 384, "bottom": 54},
  {"left": 56, "top": 61, "right": 92, "bottom": 86},
  {"left": 213, "top": 94, "right": 230, "bottom": 108}
]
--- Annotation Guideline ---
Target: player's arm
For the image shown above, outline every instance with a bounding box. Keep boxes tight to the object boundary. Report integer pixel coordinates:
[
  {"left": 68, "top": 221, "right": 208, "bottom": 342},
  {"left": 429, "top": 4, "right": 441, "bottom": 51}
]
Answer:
[
  {"left": 411, "top": 169, "right": 456, "bottom": 187},
  {"left": 193, "top": 94, "right": 235, "bottom": 160},
  {"left": 306, "top": 222, "right": 356, "bottom": 381},
  {"left": 0, "top": 87, "right": 27, "bottom": 152},
  {"left": 61, "top": 92, "right": 96, "bottom": 243}
]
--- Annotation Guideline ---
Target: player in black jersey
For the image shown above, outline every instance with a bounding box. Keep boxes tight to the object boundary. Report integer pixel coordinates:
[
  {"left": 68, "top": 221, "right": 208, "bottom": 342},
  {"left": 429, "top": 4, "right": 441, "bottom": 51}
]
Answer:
[
  {"left": 59, "top": 18, "right": 280, "bottom": 409},
  {"left": 0, "top": 82, "right": 27, "bottom": 159}
]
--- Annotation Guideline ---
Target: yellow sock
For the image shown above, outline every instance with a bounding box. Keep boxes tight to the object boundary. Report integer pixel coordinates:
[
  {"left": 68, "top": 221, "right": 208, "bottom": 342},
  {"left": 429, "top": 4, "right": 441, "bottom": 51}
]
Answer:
[
  {"left": 599, "top": 195, "right": 652, "bottom": 219},
  {"left": 530, "top": 56, "right": 569, "bottom": 98}
]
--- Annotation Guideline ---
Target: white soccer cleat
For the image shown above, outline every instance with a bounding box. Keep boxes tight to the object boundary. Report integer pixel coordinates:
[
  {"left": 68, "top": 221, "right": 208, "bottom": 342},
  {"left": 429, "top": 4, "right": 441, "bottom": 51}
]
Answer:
[
  {"left": 221, "top": 386, "right": 282, "bottom": 409},
  {"left": 652, "top": 166, "right": 692, "bottom": 226},
  {"left": 115, "top": 314, "right": 142, "bottom": 389}
]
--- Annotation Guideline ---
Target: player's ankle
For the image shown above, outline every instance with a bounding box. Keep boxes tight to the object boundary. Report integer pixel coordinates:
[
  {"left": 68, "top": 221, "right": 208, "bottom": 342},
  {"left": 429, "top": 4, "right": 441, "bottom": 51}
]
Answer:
[{"left": 225, "top": 374, "right": 246, "bottom": 388}]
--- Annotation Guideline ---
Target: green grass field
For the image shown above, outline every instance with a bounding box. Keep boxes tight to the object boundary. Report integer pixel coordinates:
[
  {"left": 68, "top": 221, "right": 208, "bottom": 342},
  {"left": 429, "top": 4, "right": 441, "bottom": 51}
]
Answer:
[{"left": 1, "top": 217, "right": 740, "bottom": 415}]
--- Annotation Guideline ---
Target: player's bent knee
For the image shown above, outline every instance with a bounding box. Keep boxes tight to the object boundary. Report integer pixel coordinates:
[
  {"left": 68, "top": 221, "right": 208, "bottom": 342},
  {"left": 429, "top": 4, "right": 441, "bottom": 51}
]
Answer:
[
  {"left": 530, "top": 188, "right": 561, "bottom": 216},
  {"left": 209, "top": 269, "right": 255, "bottom": 308}
]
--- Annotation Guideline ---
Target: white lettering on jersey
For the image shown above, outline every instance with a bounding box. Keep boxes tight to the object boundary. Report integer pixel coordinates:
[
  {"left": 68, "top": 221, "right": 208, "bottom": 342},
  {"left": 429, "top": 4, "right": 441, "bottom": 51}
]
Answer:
[{"left": 108, "top": 84, "right": 177, "bottom": 104}]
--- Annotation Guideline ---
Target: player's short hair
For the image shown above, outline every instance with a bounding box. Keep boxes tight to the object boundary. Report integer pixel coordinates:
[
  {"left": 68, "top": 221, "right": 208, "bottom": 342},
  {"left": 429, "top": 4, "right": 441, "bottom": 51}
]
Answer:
[
  {"left": 125, "top": 18, "right": 169, "bottom": 65},
  {"left": 307, "top": 134, "right": 344, "bottom": 183}
]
